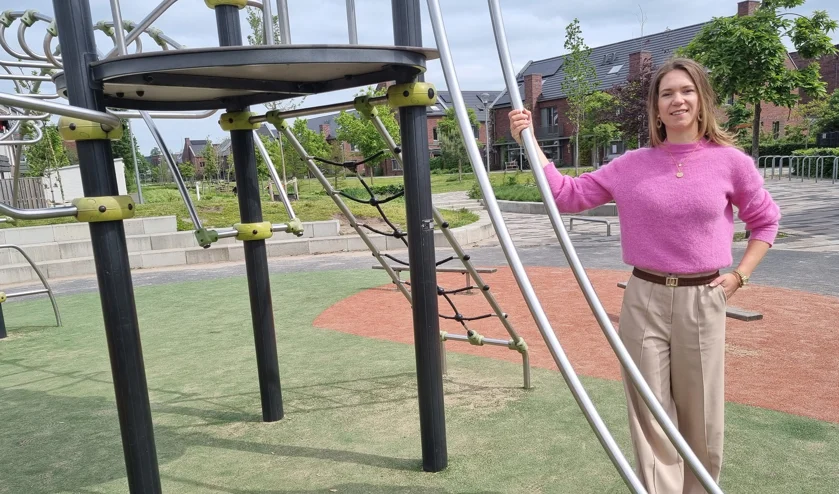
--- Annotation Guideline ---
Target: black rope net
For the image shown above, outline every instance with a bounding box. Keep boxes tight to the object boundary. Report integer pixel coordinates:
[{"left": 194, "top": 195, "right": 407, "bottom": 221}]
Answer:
[{"left": 313, "top": 153, "right": 495, "bottom": 335}]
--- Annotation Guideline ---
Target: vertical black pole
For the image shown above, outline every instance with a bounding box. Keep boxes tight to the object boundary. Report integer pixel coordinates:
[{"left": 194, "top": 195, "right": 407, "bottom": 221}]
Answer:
[
  {"left": 51, "top": 1, "right": 161, "bottom": 492},
  {"left": 0, "top": 304, "right": 6, "bottom": 339},
  {"left": 391, "top": 0, "right": 448, "bottom": 473},
  {"left": 214, "top": 5, "right": 283, "bottom": 422}
]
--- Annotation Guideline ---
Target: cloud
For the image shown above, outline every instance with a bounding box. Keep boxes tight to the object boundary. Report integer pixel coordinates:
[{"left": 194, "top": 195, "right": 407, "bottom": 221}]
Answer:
[{"left": 2, "top": 0, "right": 838, "bottom": 154}]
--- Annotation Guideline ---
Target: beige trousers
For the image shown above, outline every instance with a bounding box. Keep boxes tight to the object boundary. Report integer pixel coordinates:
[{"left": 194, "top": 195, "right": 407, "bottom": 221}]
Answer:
[{"left": 618, "top": 274, "right": 727, "bottom": 494}]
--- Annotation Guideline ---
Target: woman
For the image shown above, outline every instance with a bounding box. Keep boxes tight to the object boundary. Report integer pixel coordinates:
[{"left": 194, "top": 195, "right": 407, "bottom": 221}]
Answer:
[{"left": 509, "top": 57, "right": 780, "bottom": 493}]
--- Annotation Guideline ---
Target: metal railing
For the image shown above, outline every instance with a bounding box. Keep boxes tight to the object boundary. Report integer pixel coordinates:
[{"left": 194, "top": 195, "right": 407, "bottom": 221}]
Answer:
[
  {"left": 0, "top": 244, "right": 62, "bottom": 327},
  {"left": 758, "top": 155, "right": 838, "bottom": 184}
]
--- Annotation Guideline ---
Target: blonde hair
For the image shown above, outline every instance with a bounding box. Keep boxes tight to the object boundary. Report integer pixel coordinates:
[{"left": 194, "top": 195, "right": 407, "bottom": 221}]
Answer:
[{"left": 647, "top": 57, "right": 737, "bottom": 148}]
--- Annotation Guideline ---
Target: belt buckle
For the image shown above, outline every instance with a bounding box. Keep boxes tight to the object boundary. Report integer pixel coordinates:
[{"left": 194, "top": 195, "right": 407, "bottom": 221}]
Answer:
[{"left": 665, "top": 276, "right": 679, "bottom": 287}]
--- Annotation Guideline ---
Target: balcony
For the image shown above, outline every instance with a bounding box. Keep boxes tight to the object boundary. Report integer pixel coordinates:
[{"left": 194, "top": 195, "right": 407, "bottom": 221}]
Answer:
[{"left": 534, "top": 124, "right": 562, "bottom": 140}]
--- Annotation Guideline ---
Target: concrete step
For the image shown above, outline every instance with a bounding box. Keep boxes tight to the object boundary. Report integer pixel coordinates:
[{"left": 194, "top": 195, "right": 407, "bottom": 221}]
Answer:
[
  {"left": 0, "top": 216, "right": 177, "bottom": 246},
  {"left": 0, "top": 216, "right": 496, "bottom": 284},
  {"left": 0, "top": 220, "right": 341, "bottom": 266}
]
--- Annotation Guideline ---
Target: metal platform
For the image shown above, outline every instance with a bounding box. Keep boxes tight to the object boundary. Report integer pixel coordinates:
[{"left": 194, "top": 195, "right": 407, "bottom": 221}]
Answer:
[{"left": 52, "top": 45, "right": 439, "bottom": 111}]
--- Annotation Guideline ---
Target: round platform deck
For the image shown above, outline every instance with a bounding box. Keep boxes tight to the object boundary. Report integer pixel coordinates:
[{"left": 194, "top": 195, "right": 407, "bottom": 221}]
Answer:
[{"left": 53, "top": 45, "right": 439, "bottom": 111}]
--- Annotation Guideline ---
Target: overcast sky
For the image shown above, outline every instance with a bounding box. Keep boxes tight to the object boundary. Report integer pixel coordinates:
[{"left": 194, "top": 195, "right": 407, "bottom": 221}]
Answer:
[{"left": 2, "top": 0, "right": 838, "bottom": 155}]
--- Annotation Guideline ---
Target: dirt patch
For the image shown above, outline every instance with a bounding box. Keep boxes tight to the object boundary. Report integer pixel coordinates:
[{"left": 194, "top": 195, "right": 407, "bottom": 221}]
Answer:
[
  {"left": 314, "top": 266, "right": 839, "bottom": 424},
  {"left": 331, "top": 213, "right": 402, "bottom": 237}
]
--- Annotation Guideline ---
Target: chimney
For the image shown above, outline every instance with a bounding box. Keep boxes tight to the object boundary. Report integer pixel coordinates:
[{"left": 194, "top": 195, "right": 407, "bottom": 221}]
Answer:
[
  {"left": 523, "top": 73, "right": 542, "bottom": 113},
  {"left": 737, "top": 1, "right": 760, "bottom": 17},
  {"left": 319, "top": 123, "right": 331, "bottom": 138},
  {"left": 628, "top": 51, "right": 652, "bottom": 81}
]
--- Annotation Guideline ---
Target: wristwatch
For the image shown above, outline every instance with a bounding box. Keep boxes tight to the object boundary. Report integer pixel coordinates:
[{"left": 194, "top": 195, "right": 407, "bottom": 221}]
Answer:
[{"left": 733, "top": 269, "right": 749, "bottom": 287}]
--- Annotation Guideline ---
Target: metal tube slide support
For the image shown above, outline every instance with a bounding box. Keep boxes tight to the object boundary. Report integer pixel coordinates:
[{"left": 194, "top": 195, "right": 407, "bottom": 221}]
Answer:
[
  {"left": 0, "top": 244, "right": 62, "bottom": 326},
  {"left": 0, "top": 122, "right": 42, "bottom": 145},
  {"left": 0, "top": 92, "right": 120, "bottom": 130},
  {"left": 252, "top": 129, "right": 296, "bottom": 220},
  {"left": 346, "top": 0, "right": 358, "bottom": 44},
  {"left": 487, "top": 1, "right": 722, "bottom": 492},
  {"left": 275, "top": 0, "right": 292, "bottom": 43},
  {"left": 0, "top": 112, "right": 50, "bottom": 120},
  {"left": 0, "top": 73, "right": 53, "bottom": 81},
  {"left": 139, "top": 111, "right": 202, "bottom": 229},
  {"left": 273, "top": 120, "right": 413, "bottom": 303},
  {"left": 261, "top": 0, "right": 274, "bottom": 44},
  {"left": 427, "top": 0, "right": 645, "bottom": 491},
  {"left": 103, "top": 0, "right": 179, "bottom": 59},
  {"left": 18, "top": 13, "right": 54, "bottom": 62}
]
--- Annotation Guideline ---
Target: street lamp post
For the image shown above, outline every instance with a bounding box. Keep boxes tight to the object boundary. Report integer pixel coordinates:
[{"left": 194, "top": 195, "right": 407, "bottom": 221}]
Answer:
[{"left": 479, "top": 92, "right": 491, "bottom": 173}]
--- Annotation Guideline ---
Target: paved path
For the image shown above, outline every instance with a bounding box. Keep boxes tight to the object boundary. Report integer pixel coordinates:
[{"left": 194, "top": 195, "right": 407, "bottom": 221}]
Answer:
[{"left": 445, "top": 179, "right": 839, "bottom": 252}]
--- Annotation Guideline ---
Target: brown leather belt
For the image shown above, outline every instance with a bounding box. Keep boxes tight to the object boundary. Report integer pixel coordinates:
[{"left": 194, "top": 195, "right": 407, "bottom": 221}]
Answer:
[{"left": 632, "top": 268, "right": 719, "bottom": 287}]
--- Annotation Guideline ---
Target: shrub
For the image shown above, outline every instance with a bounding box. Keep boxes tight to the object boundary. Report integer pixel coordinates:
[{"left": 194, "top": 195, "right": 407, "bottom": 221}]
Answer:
[{"left": 789, "top": 147, "right": 839, "bottom": 178}]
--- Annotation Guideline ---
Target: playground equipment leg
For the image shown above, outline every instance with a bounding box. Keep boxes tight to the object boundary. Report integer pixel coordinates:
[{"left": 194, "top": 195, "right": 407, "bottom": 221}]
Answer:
[
  {"left": 392, "top": 0, "right": 447, "bottom": 473},
  {"left": 0, "top": 304, "right": 6, "bottom": 339},
  {"left": 214, "top": 4, "right": 284, "bottom": 423},
  {"left": 52, "top": 1, "right": 162, "bottom": 492}
]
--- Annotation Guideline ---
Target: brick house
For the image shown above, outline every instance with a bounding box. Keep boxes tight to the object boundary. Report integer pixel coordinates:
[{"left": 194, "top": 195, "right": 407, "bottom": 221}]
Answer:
[
  {"left": 181, "top": 137, "right": 209, "bottom": 178},
  {"left": 490, "top": 0, "right": 836, "bottom": 165}
]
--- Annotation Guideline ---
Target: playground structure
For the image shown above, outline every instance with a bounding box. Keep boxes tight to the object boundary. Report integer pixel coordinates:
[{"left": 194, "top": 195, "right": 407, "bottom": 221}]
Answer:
[{"left": 0, "top": 1, "right": 741, "bottom": 493}]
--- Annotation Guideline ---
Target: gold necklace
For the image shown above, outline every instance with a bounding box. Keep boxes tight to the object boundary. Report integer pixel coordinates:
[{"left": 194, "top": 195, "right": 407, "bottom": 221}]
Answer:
[{"left": 665, "top": 140, "right": 703, "bottom": 178}]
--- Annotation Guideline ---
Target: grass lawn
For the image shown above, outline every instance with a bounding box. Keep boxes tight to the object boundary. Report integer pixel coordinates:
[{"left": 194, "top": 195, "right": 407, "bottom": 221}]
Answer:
[{"left": 0, "top": 269, "right": 836, "bottom": 493}]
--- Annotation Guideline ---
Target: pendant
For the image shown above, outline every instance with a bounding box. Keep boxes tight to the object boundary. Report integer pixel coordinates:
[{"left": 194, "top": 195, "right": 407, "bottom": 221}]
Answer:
[{"left": 676, "top": 171, "right": 684, "bottom": 178}]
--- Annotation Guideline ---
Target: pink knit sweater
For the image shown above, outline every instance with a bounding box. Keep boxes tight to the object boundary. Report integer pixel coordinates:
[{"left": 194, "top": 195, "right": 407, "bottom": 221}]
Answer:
[{"left": 544, "top": 139, "right": 781, "bottom": 274}]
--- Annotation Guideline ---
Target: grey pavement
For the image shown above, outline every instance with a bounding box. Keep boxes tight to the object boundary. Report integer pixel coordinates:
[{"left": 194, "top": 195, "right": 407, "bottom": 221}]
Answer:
[{"left": 4, "top": 179, "right": 837, "bottom": 303}]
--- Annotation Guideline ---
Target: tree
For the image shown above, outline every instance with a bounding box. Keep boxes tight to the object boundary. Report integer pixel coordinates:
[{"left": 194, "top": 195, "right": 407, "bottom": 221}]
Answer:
[
  {"left": 560, "top": 18, "right": 597, "bottom": 174},
  {"left": 335, "top": 86, "right": 402, "bottom": 170},
  {"left": 611, "top": 56, "right": 654, "bottom": 149},
  {"left": 256, "top": 120, "right": 330, "bottom": 180},
  {"left": 201, "top": 137, "right": 219, "bottom": 180},
  {"left": 681, "top": 0, "right": 838, "bottom": 159},
  {"left": 23, "top": 124, "right": 70, "bottom": 177},
  {"left": 814, "top": 90, "right": 839, "bottom": 133},
  {"left": 110, "top": 118, "right": 147, "bottom": 188},
  {"left": 437, "top": 107, "right": 479, "bottom": 180},
  {"left": 178, "top": 163, "right": 195, "bottom": 181},
  {"left": 723, "top": 100, "right": 755, "bottom": 147},
  {"left": 246, "top": 6, "right": 282, "bottom": 46},
  {"left": 576, "top": 91, "right": 621, "bottom": 166}
]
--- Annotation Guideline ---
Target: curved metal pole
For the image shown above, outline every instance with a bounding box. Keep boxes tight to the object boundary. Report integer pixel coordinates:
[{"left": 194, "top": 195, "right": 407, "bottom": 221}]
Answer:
[
  {"left": 0, "top": 201, "right": 77, "bottom": 220},
  {"left": 0, "top": 112, "right": 51, "bottom": 121},
  {"left": 0, "top": 59, "right": 56, "bottom": 69},
  {"left": 0, "top": 92, "right": 121, "bottom": 130},
  {"left": 43, "top": 33, "right": 63, "bottom": 69},
  {"left": 0, "top": 18, "right": 33, "bottom": 61},
  {"left": 18, "top": 15, "right": 55, "bottom": 62},
  {"left": 0, "top": 122, "right": 42, "bottom": 145},
  {"left": 426, "top": 1, "right": 645, "bottom": 492},
  {"left": 111, "top": 109, "right": 218, "bottom": 119},
  {"left": 261, "top": 0, "right": 275, "bottom": 44},
  {"left": 252, "top": 129, "right": 296, "bottom": 220},
  {"left": 486, "top": 1, "right": 723, "bottom": 492},
  {"left": 0, "top": 244, "right": 62, "bottom": 326},
  {"left": 103, "top": 0, "right": 179, "bottom": 59}
]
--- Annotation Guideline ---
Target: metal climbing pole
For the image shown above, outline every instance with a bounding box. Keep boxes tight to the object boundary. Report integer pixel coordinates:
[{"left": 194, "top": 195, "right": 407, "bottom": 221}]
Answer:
[
  {"left": 51, "top": 1, "right": 162, "bottom": 491},
  {"left": 392, "top": 0, "right": 447, "bottom": 473},
  {"left": 211, "top": 2, "right": 284, "bottom": 423}
]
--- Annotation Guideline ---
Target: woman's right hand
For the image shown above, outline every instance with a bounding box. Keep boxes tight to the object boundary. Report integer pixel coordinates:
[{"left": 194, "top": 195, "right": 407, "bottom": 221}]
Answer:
[{"left": 508, "top": 109, "right": 533, "bottom": 145}]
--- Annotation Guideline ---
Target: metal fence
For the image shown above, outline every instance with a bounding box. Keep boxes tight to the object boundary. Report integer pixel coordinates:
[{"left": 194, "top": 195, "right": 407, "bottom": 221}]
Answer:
[
  {"left": 757, "top": 155, "right": 838, "bottom": 184},
  {"left": 0, "top": 177, "right": 49, "bottom": 208}
]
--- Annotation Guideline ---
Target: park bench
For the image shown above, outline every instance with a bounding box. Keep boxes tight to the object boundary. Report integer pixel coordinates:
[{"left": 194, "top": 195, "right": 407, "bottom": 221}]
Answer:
[
  {"left": 373, "top": 265, "right": 497, "bottom": 292},
  {"left": 616, "top": 281, "right": 763, "bottom": 322},
  {"left": 569, "top": 216, "right": 616, "bottom": 236}
]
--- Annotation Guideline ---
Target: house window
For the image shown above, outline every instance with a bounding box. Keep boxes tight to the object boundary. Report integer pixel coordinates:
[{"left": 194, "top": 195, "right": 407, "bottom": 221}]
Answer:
[
  {"left": 727, "top": 94, "right": 735, "bottom": 105},
  {"left": 473, "top": 125, "right": 479, "bottom": 137},
  {"left": 540, "top": 107, "right": 557, "bottom": 130},
  {"left": 772, "top": 121, "right": 781, "bottom": 140},
  {"left": 392, "top": 158, "right": 401, "bottom": 171},
  {"left": 432, "top": 127, "right": 439, "bottom": 142}
]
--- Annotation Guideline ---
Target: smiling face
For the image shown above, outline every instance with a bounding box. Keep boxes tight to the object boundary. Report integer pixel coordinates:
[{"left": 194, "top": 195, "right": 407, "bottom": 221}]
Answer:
[{"left": 656, "top": 69, "right": 701, "bottom": 136}]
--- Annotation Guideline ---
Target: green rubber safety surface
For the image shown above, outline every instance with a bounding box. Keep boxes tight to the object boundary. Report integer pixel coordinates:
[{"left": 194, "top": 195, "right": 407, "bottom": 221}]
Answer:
[{"left": 0, "top": 269, "right": 836, "bottom": 493}]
